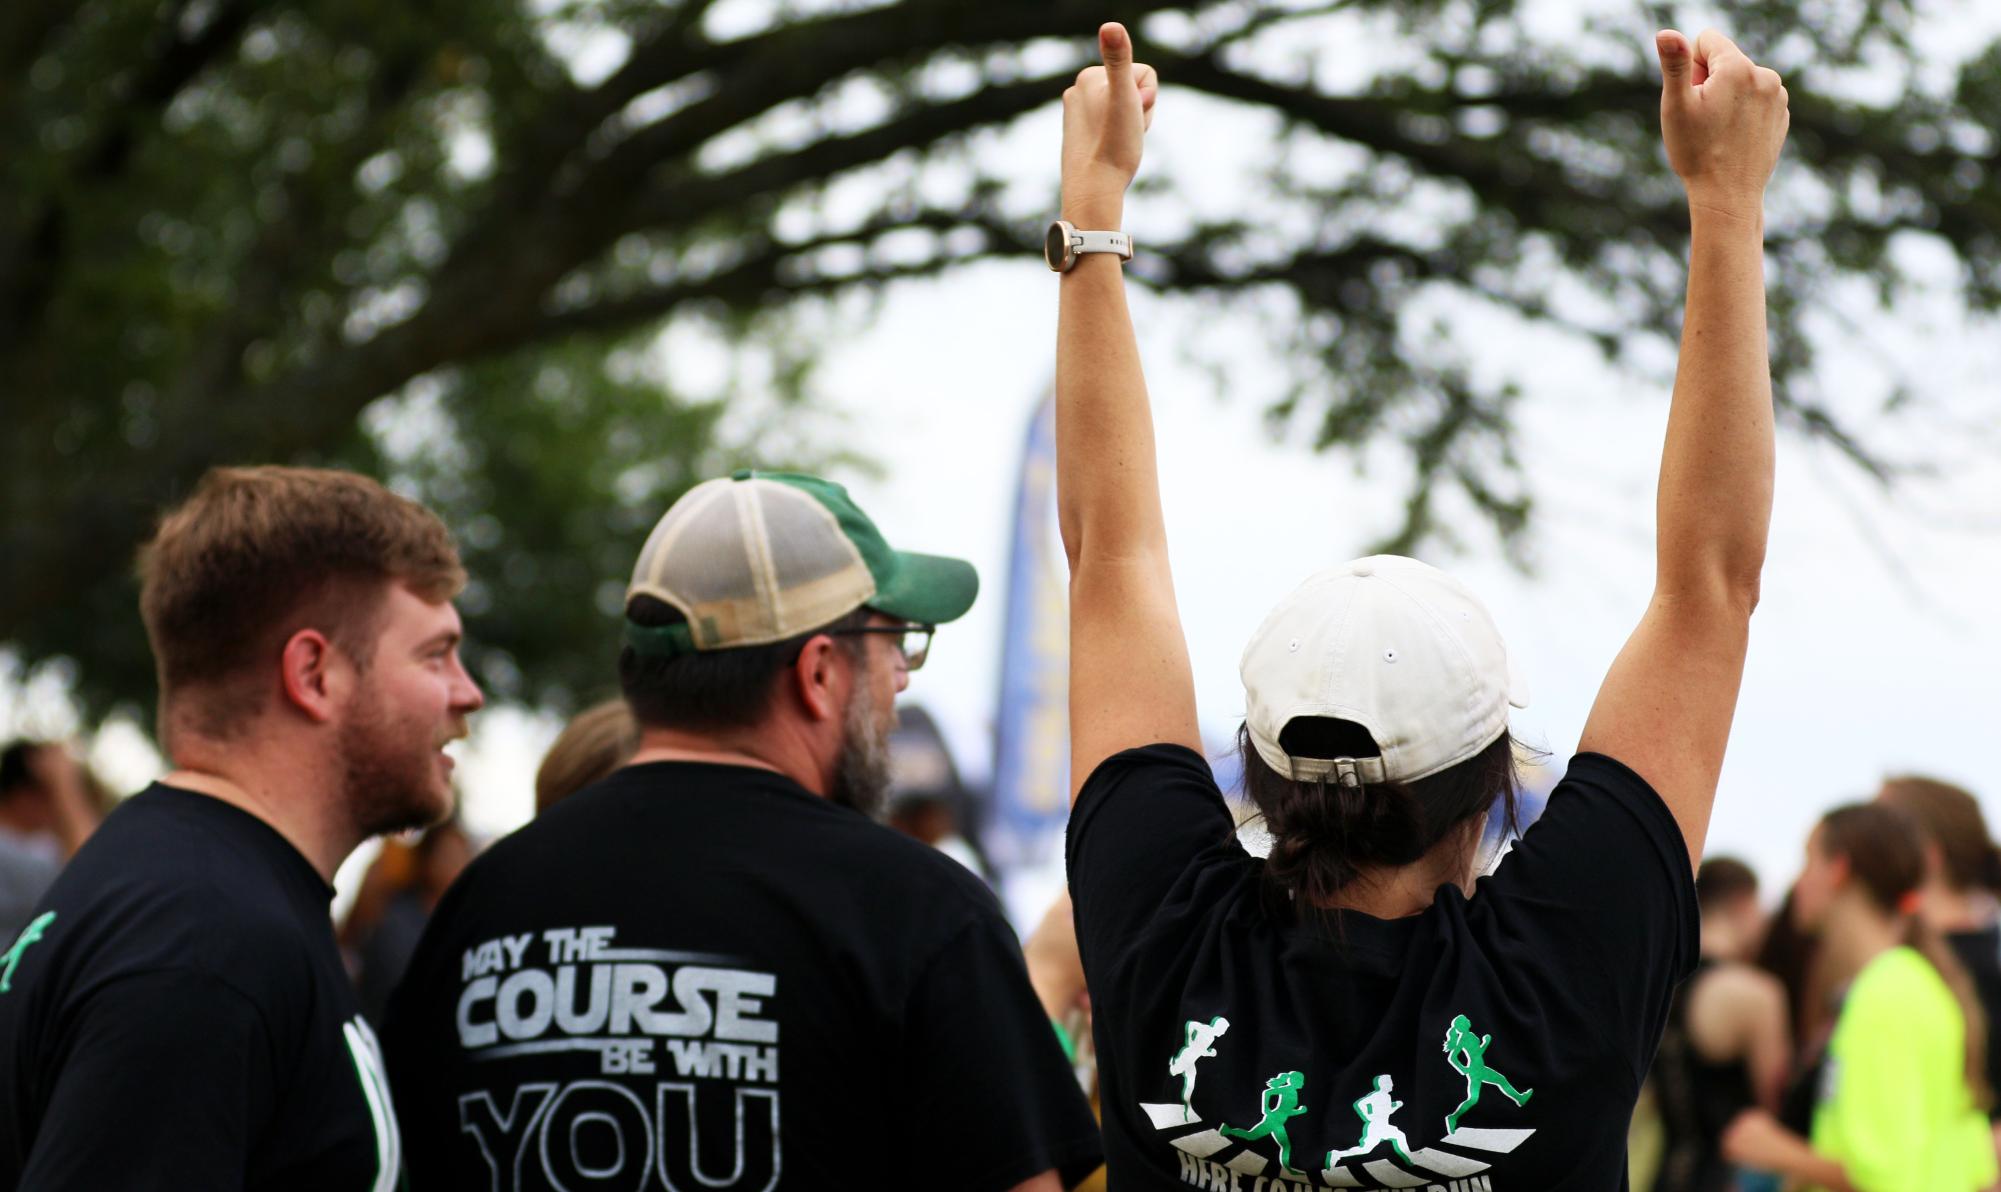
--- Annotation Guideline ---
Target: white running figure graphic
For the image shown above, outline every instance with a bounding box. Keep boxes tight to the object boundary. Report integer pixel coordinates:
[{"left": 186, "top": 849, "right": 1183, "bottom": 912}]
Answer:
[
  {"left": 1167, "top": 1016, "right": 1230, "bottom": 1116},
  {"left": 1326, "top": 1074, "right": 1414, "bottom": 1166}
]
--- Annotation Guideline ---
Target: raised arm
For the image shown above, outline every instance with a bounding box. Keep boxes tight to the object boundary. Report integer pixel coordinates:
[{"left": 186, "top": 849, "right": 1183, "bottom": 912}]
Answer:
[
  {"left": 1578, "top": 29, "right": 1789, "bottom": 863},
  {"left": 1056, "top": 23, "right": 1199, "bottom": 801}
]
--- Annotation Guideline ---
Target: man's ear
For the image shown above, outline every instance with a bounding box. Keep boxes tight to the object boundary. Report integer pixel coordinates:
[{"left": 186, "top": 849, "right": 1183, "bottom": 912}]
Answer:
[
  {"left": 278, "top": 629, "right": 344, "bottom": 723},
  {"left": 789, "top": 635, "right": 845, "bottom": 724}
]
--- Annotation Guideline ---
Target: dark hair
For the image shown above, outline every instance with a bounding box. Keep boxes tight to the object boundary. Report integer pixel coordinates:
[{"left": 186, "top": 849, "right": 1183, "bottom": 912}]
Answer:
[
  {"left": 1820, "top": 802, "right": 1990, "bottom": 1106},
  {"left": 1754, "top": 884, "right": 1823, "bottom": 1050},
  {"left": 0, "top": 742, "right": 34, "bottom": 802},
  {"left": 1238, "top": 718, "right": 1523, "bottom": 908},
  {"left": 1696, "top": 856, "right": 1760, "bottom": 914},
  {"left": 619, "top": 596, "right": 867, "bottom": 731},
  {"left": 1877, "top": 775, "right": 2001, "bottom": 894},
  {"left": 1820, "top": 802, "right": 1927, "bottom": 918}
]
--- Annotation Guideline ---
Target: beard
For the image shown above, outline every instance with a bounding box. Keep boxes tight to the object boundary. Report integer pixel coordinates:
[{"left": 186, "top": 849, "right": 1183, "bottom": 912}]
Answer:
[
  {"left": 338, "top": 692, "right": 457, "bottom": 840},
  {"left": 828, "top": 678, "right": 894, "bottom": 821}
]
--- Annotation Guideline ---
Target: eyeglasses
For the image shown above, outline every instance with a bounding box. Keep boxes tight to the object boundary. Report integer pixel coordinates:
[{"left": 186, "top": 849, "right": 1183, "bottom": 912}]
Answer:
[{"left": 826, "top": 623, "right": 935, "bottom": 670}]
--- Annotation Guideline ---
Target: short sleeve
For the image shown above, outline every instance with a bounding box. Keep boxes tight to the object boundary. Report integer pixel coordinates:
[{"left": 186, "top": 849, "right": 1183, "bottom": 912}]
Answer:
[
  {"left": 1476, "top": 752, "right": 1699, "bottom": 1082},
  {"left": 895, "top": 914, "right": 1104, "bottom": 1190},
  {"left": 21, "top": 968, "right": 275, "bottom": 1189},
  {"left": 1066, "top": 744, "right": 1246, "bottom": 973}
]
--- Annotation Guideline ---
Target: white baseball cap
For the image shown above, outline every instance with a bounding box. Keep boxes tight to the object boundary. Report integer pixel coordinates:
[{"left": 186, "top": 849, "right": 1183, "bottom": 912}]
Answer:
[{"left": 1239, "top": 555, "right": 1528, "bottom": 786}]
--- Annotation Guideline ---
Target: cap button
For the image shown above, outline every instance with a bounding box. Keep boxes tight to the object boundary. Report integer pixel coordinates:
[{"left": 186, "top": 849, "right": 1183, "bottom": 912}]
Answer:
[
  {"left": 730, "top": 468, "right": 755, "bottom": 481},
  {"left": 1351, "top": 560, "right": 1374, "bottom": 577}
]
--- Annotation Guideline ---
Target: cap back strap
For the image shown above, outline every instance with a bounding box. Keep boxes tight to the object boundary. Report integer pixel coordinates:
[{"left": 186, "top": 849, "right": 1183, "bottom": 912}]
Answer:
[
  {"left": 1288, "top": 754, "right": 1390, "bottom": 788},
  {"left": 623, "top": 620, "right": 698, "bottom": 658}
]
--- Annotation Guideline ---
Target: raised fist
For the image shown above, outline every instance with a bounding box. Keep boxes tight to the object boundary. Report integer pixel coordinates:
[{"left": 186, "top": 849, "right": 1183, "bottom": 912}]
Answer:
[
  {"left": 1060, "top": 23, "right": 1159, "bottom": 221},
  {"left": 1657, "top": 29, "right": 1790, "bottom": 216}
]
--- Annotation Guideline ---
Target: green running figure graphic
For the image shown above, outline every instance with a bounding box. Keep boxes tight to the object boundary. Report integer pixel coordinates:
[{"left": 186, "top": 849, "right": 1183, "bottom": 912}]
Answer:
[
  {"left": 0, "top": 911, "right": 55, "bottom": 994},
  {"left": 1220, "top": 1070, "right": 1307, "bottom": 1172},
  {"left": 1442, "top": 1014, "right": 1533, "bottom": 1133},
  {"left": 1167, "top": 1016, "right": 1230, "bottom": 1116},
  {"left": 1326, "top": 1074, "right": 1414, "bottom": 1166}
]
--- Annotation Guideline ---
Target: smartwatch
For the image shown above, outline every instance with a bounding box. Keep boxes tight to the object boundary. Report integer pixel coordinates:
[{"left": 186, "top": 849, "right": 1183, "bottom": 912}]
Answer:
[{"left": 1044, "top": 220, "right": 1134, "bottom": 272}]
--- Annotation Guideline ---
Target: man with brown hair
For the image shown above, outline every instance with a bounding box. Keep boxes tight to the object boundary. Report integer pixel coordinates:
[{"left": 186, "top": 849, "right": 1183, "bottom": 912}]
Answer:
[{"left": 0, "top": 466, "right": 484, "bottom": 1190}]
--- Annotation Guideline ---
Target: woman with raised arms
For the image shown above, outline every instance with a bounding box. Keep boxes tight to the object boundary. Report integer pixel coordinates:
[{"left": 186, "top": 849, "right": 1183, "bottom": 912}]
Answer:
[{"left": 1054, "top": 20, "right": 1789, "bottom": 1189}]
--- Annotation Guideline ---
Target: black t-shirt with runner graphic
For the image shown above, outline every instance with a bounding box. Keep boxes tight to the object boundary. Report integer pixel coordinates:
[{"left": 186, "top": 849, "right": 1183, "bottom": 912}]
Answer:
[
  {"left": 1068, "top": 745, "right": 1697, "bottom": 1192},
  {"left": 0, "top": 784, "right": 401, "bottom": 1190},
  {"left": 383, "top": 760, "right": 1103, "bottom": 1191}
]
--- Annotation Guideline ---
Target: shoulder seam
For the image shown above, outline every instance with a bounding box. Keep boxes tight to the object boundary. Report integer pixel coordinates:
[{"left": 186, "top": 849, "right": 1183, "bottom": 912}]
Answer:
[
  {"left": 76, "top": 965, "right": 282, "bottom": 1046},
  {"left": 897, "top": 911, "right": 1010, "bottom": 1024}
]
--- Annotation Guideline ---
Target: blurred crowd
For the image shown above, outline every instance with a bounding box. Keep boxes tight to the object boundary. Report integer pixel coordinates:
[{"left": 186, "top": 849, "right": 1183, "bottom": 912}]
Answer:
[{"left": 1636, "top": 778, "right": 2001, "bottom": 1192}]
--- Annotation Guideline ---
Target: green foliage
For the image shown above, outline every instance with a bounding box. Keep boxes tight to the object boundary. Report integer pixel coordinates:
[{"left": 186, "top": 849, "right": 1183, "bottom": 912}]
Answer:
[{"left": 2, "top": 0, "right": 1995, "bottom": 721}]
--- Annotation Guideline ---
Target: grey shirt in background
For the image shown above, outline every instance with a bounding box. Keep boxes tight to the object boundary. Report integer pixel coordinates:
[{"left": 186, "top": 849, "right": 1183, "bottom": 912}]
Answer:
[{"left": 0, "top": 831, "right": 59, "bottom": 944}]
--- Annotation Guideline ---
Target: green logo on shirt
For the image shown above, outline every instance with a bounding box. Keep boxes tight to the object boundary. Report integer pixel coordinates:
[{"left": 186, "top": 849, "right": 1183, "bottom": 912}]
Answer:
[
  {"left": 1328, "top": 1073, "right": 1415, "bottom": 1167},
  {"left": 1443, "top": 1013, "right": 1534, "bottom": 1134},
  {"left": 1168, "top": 1015, "right": 1230, "bottom": 1117},
  {"left": 1219, "top": 1069, "right": 1307, "bottom": 1172},
  {"left": 0, "top": 911, "right": 55, "bottom": 993},
  {"left": 344, "top": 1016, "right": 403, "bottom": 1192},
  {"left": 1144, "top": 1008, "right": 1541, "bottom": 1186}
]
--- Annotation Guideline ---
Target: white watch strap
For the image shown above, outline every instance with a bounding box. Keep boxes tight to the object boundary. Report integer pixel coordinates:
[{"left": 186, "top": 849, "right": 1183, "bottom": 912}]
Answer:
[{"left": 1070, "top": 230, "right": 1133, "bottom": 261}]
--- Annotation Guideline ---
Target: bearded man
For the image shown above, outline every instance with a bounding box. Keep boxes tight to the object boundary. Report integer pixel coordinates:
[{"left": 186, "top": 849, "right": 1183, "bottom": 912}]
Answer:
[
  {"left": 383, "top": 471, "right": 1102, "bottom": 1192},
  {"left": 0, "top": 466, "right": 485, "bottom": 1190}
]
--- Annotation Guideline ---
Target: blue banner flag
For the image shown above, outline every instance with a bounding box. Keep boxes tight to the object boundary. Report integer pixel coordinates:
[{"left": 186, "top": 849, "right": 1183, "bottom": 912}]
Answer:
[{"left": 988, "top": 395, "right": 1069, "bottom": 868}]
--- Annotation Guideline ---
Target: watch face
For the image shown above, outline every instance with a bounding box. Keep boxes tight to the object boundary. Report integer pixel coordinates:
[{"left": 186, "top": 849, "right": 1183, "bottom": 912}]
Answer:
[{"left": 1044, "top": 222, "right": 1070, "bottom": 271}]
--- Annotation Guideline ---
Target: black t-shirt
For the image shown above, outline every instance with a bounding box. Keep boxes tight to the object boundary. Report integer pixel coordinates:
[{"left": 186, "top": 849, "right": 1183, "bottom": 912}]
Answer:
[
  {"left": 1652, "top": 959, "right": 1756, "bottom": 1192},
  {"left": 0, "top": 784, "right": 399, "bottom": 1190},
  {"left": 383, "top": 761, "right": 1103, "bottom": 1191},
  {"left": 1067, "top": 745, "right": 1696, "bottom": 1192},
  {"left": 1947, "top": 924, "right": 2001, "bottom": 1119}
]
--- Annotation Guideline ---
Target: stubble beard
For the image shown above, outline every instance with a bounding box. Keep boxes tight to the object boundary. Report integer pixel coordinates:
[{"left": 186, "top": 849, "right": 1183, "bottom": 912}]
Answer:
[{"left": 338, "top": 691, "right": 455, "bottom": 841}]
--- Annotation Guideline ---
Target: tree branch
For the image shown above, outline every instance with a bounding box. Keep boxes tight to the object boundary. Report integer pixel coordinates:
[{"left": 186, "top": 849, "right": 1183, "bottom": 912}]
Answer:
[
  {"left": 616, "top": 74, "right": 1061, "bottom": 233},
  {"left": 0, "top": 0, "right": 256, "bottom": 348},
  {"left": 164, "top": 33, "right": 437, "bottom": 413},
  {"left": 529, "top": 206, "right": 1020, "bottom": 340},
  {"left": 1159, "top": 49, "right": 1681, "bottom": 245},
  {"left": 465, "top": 0, "right": 1215, "bottom": 264}
]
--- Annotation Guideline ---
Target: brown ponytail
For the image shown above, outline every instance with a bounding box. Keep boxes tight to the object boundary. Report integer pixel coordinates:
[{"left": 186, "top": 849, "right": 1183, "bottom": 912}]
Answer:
[
  {"left": 1821, "top": 803, "right": 1991, "bottom": 1107},
  {"left": 1903, "top": 914, "right": 1992, "bottom": 1111}
]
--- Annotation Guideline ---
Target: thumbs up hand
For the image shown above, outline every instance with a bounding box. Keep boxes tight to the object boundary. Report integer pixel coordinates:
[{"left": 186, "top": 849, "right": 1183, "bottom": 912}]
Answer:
[
  {"left": 1656, "top": 29, "right": 1791, "bottom": 219},
  {"left": 1061, "top": 22, "right": 1159, "bottom": 224}
]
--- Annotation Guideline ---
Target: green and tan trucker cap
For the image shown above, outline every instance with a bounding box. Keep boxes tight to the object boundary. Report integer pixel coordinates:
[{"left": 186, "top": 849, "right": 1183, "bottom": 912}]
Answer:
[{"left": 623, "top": 470, "right": 977, "bottom": 657}]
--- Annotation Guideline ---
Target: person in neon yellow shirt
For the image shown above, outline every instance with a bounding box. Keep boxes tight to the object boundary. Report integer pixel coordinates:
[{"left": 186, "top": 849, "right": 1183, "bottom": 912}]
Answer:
[{"left": 1724, "top": 803, "right": 1995, "bottom": 1192}]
